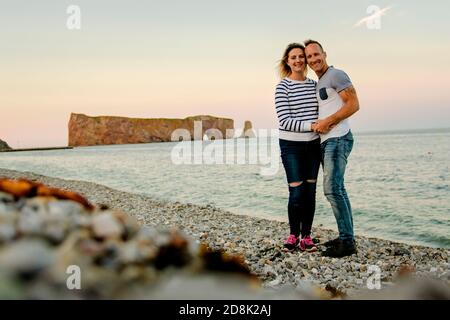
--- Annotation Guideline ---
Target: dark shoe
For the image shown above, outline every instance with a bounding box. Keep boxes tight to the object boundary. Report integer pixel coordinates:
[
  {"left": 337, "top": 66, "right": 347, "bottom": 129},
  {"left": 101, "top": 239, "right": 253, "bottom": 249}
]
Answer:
[
  {"left": 322, "top": 237, "right": 340, "bottom": 247},
  {"left": 323, "top": 237, "right": 357, "bottom": 247},
  {"left": 321, "top": 239, "right": 357, "bottom": 257}
]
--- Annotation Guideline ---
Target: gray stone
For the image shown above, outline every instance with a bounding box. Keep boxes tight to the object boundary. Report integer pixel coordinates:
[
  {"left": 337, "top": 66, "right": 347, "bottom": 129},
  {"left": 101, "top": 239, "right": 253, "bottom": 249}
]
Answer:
[
  {"left": 0, "top": 224, "right": 16, "bottom": 242},
  {"left": 268, "top": 277, "right": 282, "bottom": 287},
  {"left": 92, "top": 212, "right": 123, "bottom": 238},
  {"left": 0, "top": 239, "right": 54, "bottom": 275}
]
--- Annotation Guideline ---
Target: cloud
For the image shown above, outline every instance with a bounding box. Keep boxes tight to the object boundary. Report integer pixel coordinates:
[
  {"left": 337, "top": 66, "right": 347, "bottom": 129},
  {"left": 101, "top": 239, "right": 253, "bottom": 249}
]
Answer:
[{"left": 353, "top": 5, "right": 393, "bottom": 28}]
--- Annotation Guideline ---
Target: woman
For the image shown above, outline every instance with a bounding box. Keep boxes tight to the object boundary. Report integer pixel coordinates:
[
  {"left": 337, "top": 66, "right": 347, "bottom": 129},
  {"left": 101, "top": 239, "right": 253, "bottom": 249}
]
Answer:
[{"left": 275, "top": 43, "right": 321, "bottom": 252}]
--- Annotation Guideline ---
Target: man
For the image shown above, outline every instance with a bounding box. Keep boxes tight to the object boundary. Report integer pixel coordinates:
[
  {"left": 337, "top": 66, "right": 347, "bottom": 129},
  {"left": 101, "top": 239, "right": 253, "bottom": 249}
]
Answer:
[{"left": 304, "top": 39, "right": 360, "bottom": 257}]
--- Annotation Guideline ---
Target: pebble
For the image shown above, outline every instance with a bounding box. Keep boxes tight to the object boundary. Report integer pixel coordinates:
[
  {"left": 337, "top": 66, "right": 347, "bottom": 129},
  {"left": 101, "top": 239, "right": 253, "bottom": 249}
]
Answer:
[
  {"left": 92, "top": 212, "right": 123, "bottom": 239},
  {"left": 269, "top": 277, "right": 281, "bottom": 287},
  {"left": 0, "top": 239, "right": 54, "bottom": 275}
]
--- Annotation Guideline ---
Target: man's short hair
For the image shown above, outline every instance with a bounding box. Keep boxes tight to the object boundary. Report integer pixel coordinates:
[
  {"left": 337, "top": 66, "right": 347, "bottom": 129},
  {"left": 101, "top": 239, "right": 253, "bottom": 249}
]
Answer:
[{"left": 304, "top": 39, "right": 324, "bottom": 52}]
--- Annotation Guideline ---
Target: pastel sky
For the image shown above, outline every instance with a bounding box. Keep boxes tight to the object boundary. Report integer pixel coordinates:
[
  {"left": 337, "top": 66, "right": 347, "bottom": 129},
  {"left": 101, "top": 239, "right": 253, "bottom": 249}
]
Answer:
[{"left": 1, "top": 0, "right": 449, "bottom": 148}]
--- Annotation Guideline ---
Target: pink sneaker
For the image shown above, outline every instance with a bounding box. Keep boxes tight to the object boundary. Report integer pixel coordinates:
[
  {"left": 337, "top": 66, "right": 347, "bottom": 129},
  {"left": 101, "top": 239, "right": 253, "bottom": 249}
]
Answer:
[
  {"left": 299, "top": 235, "right": 318, "bottom": 252},
  {"left": 284, "top": 234, "right": 299, "bottom": 250}
]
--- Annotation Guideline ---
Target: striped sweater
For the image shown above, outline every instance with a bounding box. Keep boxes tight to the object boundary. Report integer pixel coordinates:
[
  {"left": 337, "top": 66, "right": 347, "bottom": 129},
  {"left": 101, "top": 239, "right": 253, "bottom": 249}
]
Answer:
[{"left": 275, "top": 77, "right": 319, "bottom": 141}]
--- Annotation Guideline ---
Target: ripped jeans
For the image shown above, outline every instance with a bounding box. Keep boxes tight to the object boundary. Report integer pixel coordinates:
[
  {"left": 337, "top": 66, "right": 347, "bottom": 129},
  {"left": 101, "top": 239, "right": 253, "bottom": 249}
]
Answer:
[{"left": 279, "top": 138, "right": 321, "bottom": 237}]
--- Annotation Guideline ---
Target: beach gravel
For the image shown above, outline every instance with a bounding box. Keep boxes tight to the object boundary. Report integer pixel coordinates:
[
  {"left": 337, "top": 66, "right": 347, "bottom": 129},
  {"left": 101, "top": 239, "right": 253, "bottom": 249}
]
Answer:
[{"left": 1, "top": 168, "right": 449, "bottom": 298}]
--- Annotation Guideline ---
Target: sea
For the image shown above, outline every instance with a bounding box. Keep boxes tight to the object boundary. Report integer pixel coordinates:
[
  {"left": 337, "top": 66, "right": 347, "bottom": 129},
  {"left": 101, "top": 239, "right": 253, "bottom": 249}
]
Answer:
[{"left": 1, "top": 128, "right": 449, "bottom": 248}]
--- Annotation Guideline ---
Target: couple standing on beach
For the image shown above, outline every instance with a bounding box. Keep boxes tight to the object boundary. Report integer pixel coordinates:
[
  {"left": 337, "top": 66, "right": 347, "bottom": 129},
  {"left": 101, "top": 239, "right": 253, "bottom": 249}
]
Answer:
[{"left": 276, "top": 40, "right": 360, "bottom": 258}]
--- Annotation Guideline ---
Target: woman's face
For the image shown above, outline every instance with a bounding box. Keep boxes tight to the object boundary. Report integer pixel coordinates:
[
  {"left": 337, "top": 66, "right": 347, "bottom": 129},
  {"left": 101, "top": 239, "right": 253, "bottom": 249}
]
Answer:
[{"left": 286, "top": 48, "right": 306, "bottom": 74}]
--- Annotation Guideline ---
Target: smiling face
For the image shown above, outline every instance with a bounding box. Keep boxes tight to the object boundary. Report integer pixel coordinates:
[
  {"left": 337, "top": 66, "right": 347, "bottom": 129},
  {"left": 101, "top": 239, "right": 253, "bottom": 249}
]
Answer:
[
  {"left": 305, "top": 43, "right": 328, "bottom": 75},
  {"left": 286, "top": 47, "right": 306, "bottom": 75}
]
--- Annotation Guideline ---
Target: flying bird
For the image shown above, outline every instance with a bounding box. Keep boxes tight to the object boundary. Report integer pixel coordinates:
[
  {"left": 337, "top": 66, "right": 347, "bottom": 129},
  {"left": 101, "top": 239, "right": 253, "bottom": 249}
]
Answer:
[{"left": 354, "top": 6, "right": 392, "bottom": 28}]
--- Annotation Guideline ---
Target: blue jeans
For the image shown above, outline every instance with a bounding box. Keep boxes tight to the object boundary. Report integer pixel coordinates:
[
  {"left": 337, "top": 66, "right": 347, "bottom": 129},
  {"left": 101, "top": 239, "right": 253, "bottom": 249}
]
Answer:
[
  {"left": 279, "top": 138, "right": 321, "bottom": 237},
  {"left": 321, "top": 130, "right": 354, "bottom": 241}
]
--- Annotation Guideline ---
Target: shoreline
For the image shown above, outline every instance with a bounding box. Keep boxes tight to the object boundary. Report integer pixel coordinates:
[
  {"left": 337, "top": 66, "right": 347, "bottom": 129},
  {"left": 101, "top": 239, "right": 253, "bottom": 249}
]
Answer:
[
  {"left": 1, "top": 167, "right": 449, "bottom": 294},
  {"left": 0, "top": 146, "right": 73, "bottom": 153}
]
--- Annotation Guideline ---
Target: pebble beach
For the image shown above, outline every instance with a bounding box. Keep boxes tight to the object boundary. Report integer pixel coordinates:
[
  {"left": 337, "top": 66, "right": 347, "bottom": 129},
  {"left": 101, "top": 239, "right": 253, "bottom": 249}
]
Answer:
[{"left": 0, "top": 167, "right": 449, "bottom": 298}]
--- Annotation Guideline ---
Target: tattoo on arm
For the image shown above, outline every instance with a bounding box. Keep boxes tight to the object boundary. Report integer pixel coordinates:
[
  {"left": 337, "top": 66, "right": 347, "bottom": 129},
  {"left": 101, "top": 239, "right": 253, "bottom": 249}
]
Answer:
[
  {"left": 336, "top": 85, "right": 359, "bottom": 120},
  {"left": 342, "top": 86, "right": 356, "bottom": 96}
]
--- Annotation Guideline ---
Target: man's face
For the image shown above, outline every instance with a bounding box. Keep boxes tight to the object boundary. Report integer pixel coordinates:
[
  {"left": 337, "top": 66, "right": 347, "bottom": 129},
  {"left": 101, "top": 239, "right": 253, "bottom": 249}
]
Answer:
[{"left": 305, "top": 43, "right": 327, "bottom": 73}]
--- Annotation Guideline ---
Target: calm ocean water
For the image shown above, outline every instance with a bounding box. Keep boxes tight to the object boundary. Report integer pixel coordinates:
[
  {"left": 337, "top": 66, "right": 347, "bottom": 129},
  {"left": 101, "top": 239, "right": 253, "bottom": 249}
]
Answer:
[{"left": 1, "top": 129, "right": 449, "bottom": 248}]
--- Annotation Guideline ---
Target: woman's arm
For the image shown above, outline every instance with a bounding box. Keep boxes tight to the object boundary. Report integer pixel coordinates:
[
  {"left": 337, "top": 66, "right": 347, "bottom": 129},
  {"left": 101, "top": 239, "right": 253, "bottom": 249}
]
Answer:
[{"left": 275, "top": 85, "right": 315, "bottom": 132}]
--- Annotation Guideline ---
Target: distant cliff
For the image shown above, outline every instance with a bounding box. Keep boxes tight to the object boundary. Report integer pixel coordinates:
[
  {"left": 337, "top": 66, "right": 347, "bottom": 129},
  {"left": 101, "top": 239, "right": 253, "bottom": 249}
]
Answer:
[
  {"left": 68, "top": 113, "right": 235, "bottom": 147},
  {"left": 0, "top": 139, "right": 11, "bottom": 151}
]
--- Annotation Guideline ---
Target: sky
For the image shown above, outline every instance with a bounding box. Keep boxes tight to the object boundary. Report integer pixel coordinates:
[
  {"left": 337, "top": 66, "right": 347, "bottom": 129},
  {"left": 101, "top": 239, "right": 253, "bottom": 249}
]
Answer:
[{"left": 1, "top": 0, "right": 449, "bottom": 148}]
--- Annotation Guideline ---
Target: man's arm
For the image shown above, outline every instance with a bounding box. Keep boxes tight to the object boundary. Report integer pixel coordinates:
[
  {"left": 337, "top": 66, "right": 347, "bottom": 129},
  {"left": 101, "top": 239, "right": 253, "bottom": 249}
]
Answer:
[
  {"left": 328, "top": 85, "right": 360, "bottom": 124},
  {"left": 313, "top": 85, "right": 360, "bottom": 133}
]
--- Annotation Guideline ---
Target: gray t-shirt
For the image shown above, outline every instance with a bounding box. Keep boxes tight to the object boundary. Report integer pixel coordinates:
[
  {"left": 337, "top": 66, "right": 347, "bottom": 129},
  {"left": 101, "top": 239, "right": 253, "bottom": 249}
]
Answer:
[{"left": 316, "top": 66, "right": 353, "bottom": 142}]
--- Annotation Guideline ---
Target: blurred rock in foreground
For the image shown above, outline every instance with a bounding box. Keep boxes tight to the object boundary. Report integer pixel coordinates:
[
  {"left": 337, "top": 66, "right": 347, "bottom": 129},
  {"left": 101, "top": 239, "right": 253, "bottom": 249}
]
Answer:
[{"left": 0, "top": 178, "right": 449, "bottom": 299}]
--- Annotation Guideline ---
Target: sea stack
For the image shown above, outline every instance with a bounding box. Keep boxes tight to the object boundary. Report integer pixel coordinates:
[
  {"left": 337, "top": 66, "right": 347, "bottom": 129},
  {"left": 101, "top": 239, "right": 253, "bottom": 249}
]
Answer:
[
  {"left": 0, "top": 139, "right": 11, "bottom": 151},
  {"left": 239, "top": 120, "right": 256, "bottom": 138}
]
